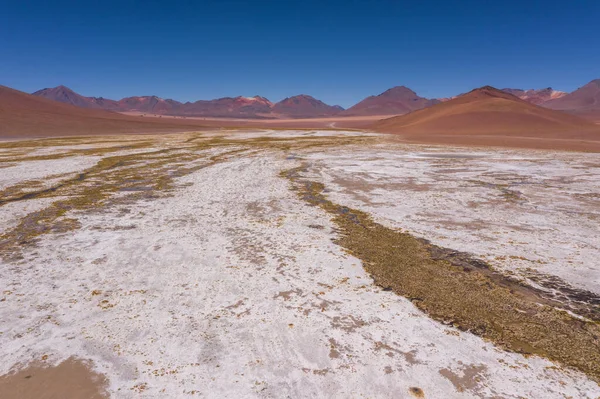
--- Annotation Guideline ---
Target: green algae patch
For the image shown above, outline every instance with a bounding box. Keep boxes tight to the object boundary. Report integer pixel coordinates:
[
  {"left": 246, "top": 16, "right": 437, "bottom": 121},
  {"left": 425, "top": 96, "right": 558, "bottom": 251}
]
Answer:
[{"left": 283, "top": 165, "right": 600, "bottom": 383}]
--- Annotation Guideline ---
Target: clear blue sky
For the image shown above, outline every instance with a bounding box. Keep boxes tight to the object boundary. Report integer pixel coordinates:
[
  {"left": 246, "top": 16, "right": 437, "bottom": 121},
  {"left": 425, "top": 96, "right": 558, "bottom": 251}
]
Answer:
[{"left": 1, "top": 0, "right": 599, "bottom": 107}]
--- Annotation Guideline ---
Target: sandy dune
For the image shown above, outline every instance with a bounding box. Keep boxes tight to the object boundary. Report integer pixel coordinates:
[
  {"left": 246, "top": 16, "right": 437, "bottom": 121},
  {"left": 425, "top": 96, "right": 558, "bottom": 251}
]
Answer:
[{"left": 1, "top": 131, "right": 599, "bottom": 398}]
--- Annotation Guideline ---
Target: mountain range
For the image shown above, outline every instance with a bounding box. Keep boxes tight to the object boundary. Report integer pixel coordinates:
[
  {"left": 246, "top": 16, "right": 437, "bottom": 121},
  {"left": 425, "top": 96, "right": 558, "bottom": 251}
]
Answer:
[
  {"left": 31, "top": 85, "right": 442, "bottom": 119},
  {"left": 373, "top": 86, "right": 600, "bottom": 151},
  {"left": 29, "top": 79, "right": 600, "bottom": 121},
  {"left": 3, "top": 83, "right": 599, "bottom": 152},
  {"left": 32, "top": 86, "right": 342, "bottom": 119},
  {"left": 374, "top": 86, "right": 596, "bottom": 136},
  {"left": 500, "top": 88, "right": 567, "bottom": 105},
  {"left": 0, "top": 85, "right": 207, "bottom": 138}
]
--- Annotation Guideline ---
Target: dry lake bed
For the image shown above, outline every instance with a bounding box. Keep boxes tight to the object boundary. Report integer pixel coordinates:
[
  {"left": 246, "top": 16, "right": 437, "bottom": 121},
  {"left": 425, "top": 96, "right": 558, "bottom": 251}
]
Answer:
[{"left": 1, "top": 130, "right": 599, "bottom": 398}]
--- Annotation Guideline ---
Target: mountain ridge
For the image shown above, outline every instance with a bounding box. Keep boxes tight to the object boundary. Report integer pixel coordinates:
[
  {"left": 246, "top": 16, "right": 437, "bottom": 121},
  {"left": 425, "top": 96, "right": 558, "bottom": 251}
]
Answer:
[
  {"left": 341, "top": 86, "right": 439, "bottom": 116},
  {"left": 32, "top": 86, "right": 343, "bottom": 119},
  {"left": 373, "top": 85, "right": 599, "bottom": 138},
  {"left": 31, "top": 80, "right": 600, "bottom": 121},
  {"left": 543, "top": 79, "right": 600, "bottom": 120}
]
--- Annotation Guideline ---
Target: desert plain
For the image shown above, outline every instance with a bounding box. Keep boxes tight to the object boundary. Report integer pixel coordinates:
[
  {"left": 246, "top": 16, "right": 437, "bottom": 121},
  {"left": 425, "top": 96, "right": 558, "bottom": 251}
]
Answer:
[{"left": 0, "top": 129, "right": 599, "bottom": 398}]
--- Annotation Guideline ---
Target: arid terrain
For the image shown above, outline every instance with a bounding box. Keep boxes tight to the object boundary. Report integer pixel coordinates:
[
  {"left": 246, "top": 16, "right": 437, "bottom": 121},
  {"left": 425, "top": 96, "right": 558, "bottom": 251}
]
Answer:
[
  {"left": 0, "top": 85, "right": 385, "bottom": 139},
  {"left": 4, "top": 84, "right": 600, "bottom": 153},
  {"left": 4, "top": 0, "right": 600, "bottom": 396},
  {"left": 28, "top": 79, "right": 600, "bottom": 122},
  {"left": 374, "top": 87, "right": 600, "bottom": 151},
  {"left": 1, "top": 130, "right": 599, "bottom": 398}
]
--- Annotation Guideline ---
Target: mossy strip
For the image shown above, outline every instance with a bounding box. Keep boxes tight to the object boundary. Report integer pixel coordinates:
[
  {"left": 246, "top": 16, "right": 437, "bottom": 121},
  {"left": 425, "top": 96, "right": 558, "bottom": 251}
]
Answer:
[{"left": 283, "top": 166, "right": 600, "bottom": 383}]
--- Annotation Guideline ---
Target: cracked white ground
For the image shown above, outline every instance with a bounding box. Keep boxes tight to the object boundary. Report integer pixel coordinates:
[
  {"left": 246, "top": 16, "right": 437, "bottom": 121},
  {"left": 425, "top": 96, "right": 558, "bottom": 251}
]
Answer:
[{"left": 1, "top": 130, "right": 599, "bottom": 398}]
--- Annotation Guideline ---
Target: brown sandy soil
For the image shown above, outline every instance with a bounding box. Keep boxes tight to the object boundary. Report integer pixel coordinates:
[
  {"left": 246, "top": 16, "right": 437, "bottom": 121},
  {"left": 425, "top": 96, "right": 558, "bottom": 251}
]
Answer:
[
  {"left": 0, "top": 358, "right": 108, "bottom": 399},
  {"left": 120, "top": 112, "right": 394, "bottom": 129}
]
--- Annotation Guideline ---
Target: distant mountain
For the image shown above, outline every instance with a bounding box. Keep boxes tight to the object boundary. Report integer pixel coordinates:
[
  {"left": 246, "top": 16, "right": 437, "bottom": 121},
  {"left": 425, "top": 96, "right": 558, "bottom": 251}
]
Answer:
[
  {"left": 542, "top": 79, "right": 600, "bottom": 120},
  {"left": 32, "top": 86, "right": 342, "bottom": 119},
  {"left": 374, "top": 86, "right": 598, "bottom": 137},
  {"left": 178, "top": 96, "right": 273, "bottom": 118},
  {"left": 116, "top": 96, "right": 182, "bottom": 114},
  {"left": 1, "top": 85, "right": 206, "bottom": 138},
  {"left": 32, "top": 85, "right": 119, "bottom": 110},
  {"left": 436, "top": 96, "right": 457, "bottom": 103},
  {"left": 271, "top": 95, "right": 343, "bottom": 118},
  {"left": 341, "top": 86, "right": 439, "bottom": 116},
  {"left": 502, "top": 88, "right": 566, "bottom": 105}
]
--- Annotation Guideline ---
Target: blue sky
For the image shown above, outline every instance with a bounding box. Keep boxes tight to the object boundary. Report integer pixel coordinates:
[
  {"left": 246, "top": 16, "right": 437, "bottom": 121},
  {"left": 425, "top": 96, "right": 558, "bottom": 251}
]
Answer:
[{"left": 1, "top": 0, "right": 599, "bottom": 108}]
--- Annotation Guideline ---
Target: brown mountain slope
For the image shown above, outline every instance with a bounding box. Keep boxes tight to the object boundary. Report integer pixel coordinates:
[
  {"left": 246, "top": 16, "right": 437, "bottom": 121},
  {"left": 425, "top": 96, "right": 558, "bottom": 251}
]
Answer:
[
  {"left": 342, "top": 86, "right": 439, "bottom": 116},
  {"left": 543, "top": 79, "right": 600, "bottom": 120},
  {"left": 32, "top": 86, "right": 344, "bottom": 119},
  {"left": 0, "top": 85, "right": 207, "bottom": 138},
  {"left": 32, "top": 86, "right": 183, "bottom": 114},
  {"left": 374, "top": 86, "right": 598, "bottom": 137},
  {"left": 373, "top": 86, "right": 600, "bottom": 150},
  {"left": 117, "top": 96, "right": 183, "bottom": 114},
  {"left": 32, "top": 85, "right": 120, "bottom": 110},
  {"left": 178, "top": 96, "right": 273, "bottom": 118},
  {"left": 271, "top": 95, "right": 343, "bottom": 118}
]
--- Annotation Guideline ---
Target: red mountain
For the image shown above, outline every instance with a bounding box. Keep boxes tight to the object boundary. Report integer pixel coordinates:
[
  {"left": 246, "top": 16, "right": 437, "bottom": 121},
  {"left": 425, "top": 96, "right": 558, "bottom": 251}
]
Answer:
[
  {"left": 178, "top": 96, "right": 273, "bottom": 118},
  {"left": 117, "top": 96, "right": 182, "bottom": 114},
  {"left": 271, "top": 95, "right": 343, "bottom": 118},
  {"left": 543, "top": 79, "right": 600, "bottom": 120},
  {"left": 0, "top": 85, "right": 206, "bottom": 138},
  {"left": 32, "top": 85, "right": 119, "bottom": 110},
  {"left": 32, "top": 86, "right": 342, "bottom": 119},
  {"left": 502, "top": 88, "right": 566, "bottom": 105},
  {"left": 341, "top": 86, "right": 439, "bottom": 116}
]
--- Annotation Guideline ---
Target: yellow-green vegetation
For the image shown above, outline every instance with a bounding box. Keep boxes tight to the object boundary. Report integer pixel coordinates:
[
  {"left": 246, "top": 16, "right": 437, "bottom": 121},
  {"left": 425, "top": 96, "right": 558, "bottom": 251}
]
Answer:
[
  {"left": 1, "top": 139, "right": 222, "bottom": 260},
  {"left": 0, "top": 133, "right": 368, "bottom": 261},
  {"left": 0, "top": 179, "right": 49, "bottom": 203},
  {"left": 0, "top": 135, "right": 149, "bottom": 150},
  {"left": 3, "top": 131, "right": 600, "bottom": 383},
  {"left": 283, "top": 166, "right": 600, "bottom": 383},
  {"left": 0, "top": 141, "right": 155, "bottom": 164}
]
